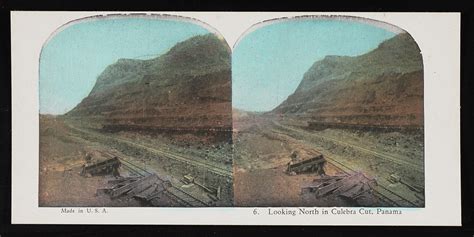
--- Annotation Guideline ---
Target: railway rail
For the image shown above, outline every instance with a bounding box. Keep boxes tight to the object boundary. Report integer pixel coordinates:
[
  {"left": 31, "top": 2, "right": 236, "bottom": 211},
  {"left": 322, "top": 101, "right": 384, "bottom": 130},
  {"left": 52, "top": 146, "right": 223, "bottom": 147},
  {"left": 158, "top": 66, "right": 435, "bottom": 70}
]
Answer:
[
  {"left": 99, "top": 150, "right": 210, "bottom": 207},
  {"left": 269, "top": 124, "right": 423, "bottom": 207},
  {"left": 273, "top": 121, "right": 424, "bottom": 173},
  {"left": 324, "top": 153, "right": 418, "bottom": 207},
  {"left": 67, "top": 123, "right": 232, "bottom": 179},
  {"left": 164, "top": 186, "right": 209, "bottom": 207}
]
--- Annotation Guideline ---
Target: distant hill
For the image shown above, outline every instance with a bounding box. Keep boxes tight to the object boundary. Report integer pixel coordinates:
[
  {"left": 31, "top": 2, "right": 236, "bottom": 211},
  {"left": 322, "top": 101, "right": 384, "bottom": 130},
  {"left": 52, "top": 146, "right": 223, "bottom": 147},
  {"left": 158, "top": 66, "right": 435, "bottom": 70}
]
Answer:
[
  {"left": 232, "top": 107, "right": 249, "bottom": 120},
  {"left": 66, "top": 33, "right": 232, "bottom": 132},
  {"left": 273, "top": 33, "right": 424, "bottom": 127}
]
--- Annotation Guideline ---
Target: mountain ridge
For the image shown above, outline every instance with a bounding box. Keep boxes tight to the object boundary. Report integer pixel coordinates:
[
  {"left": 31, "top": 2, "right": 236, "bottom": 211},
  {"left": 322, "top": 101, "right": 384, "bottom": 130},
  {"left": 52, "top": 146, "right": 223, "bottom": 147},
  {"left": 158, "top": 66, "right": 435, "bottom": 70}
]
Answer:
[
  {"left": 273, "top": 33, "right": 424, "bottom": 127},
  {"left": 66, "top": 33, "right": 232, "bottom": 135}
]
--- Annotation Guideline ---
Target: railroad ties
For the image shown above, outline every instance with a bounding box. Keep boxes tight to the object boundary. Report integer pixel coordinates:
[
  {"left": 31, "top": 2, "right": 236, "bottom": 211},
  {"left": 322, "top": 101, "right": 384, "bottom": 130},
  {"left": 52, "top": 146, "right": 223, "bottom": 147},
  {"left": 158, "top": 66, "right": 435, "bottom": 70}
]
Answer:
[
  {"left": 301, "top": 172, "right": 377, "bottom": 205},
  {"left": 96, "top": 151, "right": 210, "bottom": 207},
  {"left": 163, "top": 186, "right": 209, "bottom": 207},
  {"left": 68, "top": 124, "right": 232, "bottom": 179},
  {"left": 273, "top": 122, "right": 424, "bottom": 207}
]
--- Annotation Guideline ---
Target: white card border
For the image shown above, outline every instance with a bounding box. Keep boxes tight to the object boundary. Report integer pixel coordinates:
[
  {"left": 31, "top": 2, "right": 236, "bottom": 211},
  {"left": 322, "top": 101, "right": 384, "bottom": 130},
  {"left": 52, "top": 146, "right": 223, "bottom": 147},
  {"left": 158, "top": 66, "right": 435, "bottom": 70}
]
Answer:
[{"left": 11, "top": 11, "right": 461, "bottom": 225}]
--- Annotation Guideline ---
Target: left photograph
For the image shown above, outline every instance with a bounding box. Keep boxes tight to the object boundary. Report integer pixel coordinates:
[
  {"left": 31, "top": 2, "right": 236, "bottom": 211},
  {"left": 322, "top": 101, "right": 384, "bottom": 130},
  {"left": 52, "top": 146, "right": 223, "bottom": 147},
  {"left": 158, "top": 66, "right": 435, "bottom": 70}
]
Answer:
[{"left": 39, "top": 15, "right": 233, "bottom": 207}]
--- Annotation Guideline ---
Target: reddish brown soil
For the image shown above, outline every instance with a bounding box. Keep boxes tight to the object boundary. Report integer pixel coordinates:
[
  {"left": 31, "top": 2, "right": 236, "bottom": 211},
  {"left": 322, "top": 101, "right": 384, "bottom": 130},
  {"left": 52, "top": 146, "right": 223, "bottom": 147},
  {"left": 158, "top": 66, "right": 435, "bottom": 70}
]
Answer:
[
  {"left": 276, "top": 70, "right": 424, "bottom": 127},
  {"left": 39, "top": 115, "right": 233, "bottom": 207},
  {"left": 233, "top": 115, "right": 348, "bottom": 206},
  {"left": 234, "top": 164, "right": 343, "bottom": 207},
  {"left": 232, "top": 111, "right": 423, "bottom": 207},
  {"left": 39, "top": 116, "right": 141, "bottom": 207}
]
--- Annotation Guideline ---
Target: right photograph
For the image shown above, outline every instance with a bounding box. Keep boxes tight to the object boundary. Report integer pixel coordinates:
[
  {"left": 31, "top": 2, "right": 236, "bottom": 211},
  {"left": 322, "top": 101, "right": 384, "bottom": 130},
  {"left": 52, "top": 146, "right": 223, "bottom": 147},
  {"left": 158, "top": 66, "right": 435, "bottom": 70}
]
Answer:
[{"left": 232, "top": 16, "right": 424, "bottom": 207}]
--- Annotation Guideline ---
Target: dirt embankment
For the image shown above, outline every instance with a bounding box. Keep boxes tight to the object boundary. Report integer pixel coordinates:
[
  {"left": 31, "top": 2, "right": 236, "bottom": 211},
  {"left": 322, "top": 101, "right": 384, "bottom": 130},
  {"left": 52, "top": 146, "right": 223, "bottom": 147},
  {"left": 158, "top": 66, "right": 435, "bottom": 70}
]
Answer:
[
  {"left": 40, "top": 115, "right": 234, "bottom": 207},
  {"left": 232, "top": 112, "right": 424, "bottom": 207},
  {"left": 39, "top": 115, "right": 142, "bottom": 207},
  {"left": 232, "top": 115, "right": 358, "bottom": 206}
]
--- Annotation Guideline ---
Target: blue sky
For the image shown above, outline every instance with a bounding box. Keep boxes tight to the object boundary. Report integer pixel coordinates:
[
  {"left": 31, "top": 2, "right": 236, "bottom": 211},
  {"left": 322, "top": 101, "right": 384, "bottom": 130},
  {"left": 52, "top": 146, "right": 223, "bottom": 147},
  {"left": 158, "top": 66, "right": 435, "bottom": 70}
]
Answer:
[
  {"left": 232, "top": 19, "right": 397, "bottom": 112},
  {"left": 40, "top": 17, "right": 398, "bottom": 115},
  {"left": 40, "top": 17, "right": 210, "bottom": 115}
]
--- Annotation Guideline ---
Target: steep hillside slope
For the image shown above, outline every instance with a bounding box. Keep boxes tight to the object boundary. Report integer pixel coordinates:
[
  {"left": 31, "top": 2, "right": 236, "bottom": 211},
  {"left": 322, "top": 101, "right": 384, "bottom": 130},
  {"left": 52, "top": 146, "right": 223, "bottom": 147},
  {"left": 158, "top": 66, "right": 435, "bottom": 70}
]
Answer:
[
  {"left": 66, "top": 34, "right": 232, "bottom": 135},
  {"left": 273, "top": 33, "right": 423, "bottom": 127}
]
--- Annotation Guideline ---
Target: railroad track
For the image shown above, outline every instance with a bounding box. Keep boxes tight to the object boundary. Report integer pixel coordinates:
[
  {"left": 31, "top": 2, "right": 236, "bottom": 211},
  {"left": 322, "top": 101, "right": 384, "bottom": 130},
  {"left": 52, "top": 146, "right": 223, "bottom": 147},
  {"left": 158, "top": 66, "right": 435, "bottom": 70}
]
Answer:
[
  {"left": 67, "top": 124, "right": 232, "bottom": 179},
  {"left": 323, "top": 153, "right": 418, "bottom": 207},
  {"left": 269, "top": 124, "right": 423, "bottom": 207},
  {"left": 115, "top": 155, "right": 152, "bottom": 177},
  {"left": 273, "top": 121, "right": 424, "bottom": 173},
  {"left": 164, "top": 186, "right": 209, "bottom": 207},
  {"left": 99, "top": 150, "right": 210, "bottom": 207}
]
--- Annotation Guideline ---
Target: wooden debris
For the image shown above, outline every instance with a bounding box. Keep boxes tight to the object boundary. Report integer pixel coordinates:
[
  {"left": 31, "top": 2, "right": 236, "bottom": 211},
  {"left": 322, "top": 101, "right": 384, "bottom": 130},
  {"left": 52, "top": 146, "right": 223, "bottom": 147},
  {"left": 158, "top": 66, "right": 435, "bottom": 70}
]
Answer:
[
  {"left": 183, "top": 174, "right": 194, "bottom": 184},
  {"left": 389, "top": 174, "right": 401, "bottom": 183},
  {"left": 109, "top": 174, "right": 159, "bottom": 198},
  {"left": 99, "top": 173, "right": 173, "bottom": 205},
  {"left": 287, "top": 154, "right": 326, "bottom": 175},
  {"left": 81, "top": 157, "right": 121, "bottom": 177},
  {"left": 302, "top": 172, "right": 377, "bottom": 201},
  {"left": 107, "top": 176, "right": 140, "bottom": 185}
]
